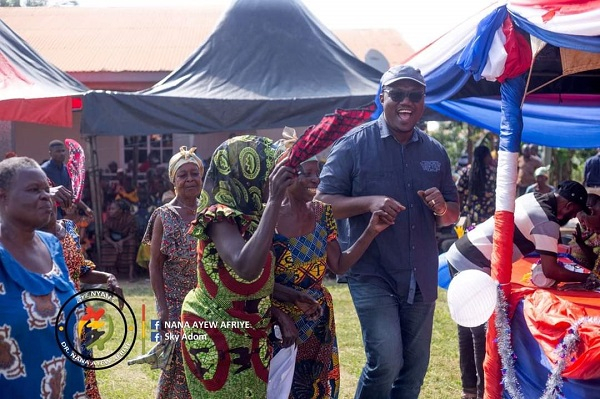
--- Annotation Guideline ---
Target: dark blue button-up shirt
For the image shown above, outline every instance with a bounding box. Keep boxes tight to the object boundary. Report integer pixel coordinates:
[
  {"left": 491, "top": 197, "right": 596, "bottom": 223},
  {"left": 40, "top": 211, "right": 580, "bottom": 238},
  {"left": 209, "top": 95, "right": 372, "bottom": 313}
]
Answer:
[
  {"left": 41, "top": 159, "right": 72, "bottom": 219},
  {"left": 318, "top": 116, "right": 457, "bottom": 302},
  {"left": 41, "top": 160, "right": 72, "bottom": 191}
]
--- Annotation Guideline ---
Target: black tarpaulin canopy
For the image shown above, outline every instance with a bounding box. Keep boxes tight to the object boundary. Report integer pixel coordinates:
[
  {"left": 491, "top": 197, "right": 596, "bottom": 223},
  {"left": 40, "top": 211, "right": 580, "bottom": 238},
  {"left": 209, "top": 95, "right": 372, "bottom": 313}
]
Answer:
[{"left": 81, "top": 0, "right": 382, "bottom": 136}]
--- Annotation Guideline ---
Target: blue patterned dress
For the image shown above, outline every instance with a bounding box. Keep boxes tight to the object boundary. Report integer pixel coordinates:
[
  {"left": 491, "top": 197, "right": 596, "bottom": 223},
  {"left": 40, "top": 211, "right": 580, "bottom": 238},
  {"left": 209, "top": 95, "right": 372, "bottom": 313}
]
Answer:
[{"left": 0, "top": 231, "right": 86, "bottom": 397}]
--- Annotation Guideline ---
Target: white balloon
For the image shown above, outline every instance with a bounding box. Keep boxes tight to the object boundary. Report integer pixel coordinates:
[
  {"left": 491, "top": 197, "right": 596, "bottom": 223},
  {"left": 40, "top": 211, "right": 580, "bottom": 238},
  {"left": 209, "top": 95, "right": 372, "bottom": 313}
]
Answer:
[{"left": 447, "top": 269, "right": 498, "bottom": 327}]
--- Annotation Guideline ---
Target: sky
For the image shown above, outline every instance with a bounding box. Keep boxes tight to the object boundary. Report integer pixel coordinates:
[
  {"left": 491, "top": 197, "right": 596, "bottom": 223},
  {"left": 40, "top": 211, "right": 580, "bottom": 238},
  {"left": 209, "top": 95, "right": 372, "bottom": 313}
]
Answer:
[{"left": 71, "top": 0, "right": 498, "bottom": 50}]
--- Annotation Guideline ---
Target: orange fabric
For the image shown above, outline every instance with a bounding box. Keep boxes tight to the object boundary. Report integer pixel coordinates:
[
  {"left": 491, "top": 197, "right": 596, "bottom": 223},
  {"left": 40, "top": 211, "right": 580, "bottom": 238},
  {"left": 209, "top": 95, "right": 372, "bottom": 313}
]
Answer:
[
  {"left": 511, "top": 258, "right": 600, "bottom": 311},
  {"left": 500, "top": 258, "right": 600, "bottom": 381},
  {"left": 483, "top": 312, "right": 501, "bottom": 399},
  {"left": 486, "top": 253, "right": 600, "bottom": 397},
  {"left": 484, "top": 210, "right": 515, "bottom": 399},
  {"left": 523, "top": 290, "right": 600, "bottom": 379}
]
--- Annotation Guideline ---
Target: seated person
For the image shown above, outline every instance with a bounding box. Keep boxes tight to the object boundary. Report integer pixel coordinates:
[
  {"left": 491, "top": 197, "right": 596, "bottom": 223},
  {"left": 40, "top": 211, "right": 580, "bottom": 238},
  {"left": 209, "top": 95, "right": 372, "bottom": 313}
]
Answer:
[
  {"left": 569, "top": 193, "right": 600, "bottom": 277},
  {"left": 532, "top": 193, "right": 600, "bottom": 290},
  {"left": 100, "top": 199, "right": 138, "bottom": 280},
  {"left": 525, "top": 166, "right": 555, "bottom": 194}
]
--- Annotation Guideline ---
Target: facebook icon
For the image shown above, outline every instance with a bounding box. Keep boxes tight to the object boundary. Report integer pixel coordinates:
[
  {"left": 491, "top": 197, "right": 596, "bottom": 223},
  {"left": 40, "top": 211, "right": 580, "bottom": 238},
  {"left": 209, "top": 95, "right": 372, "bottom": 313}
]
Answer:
[
  {"left": 150, "top": 332, "right": 162, "bottom": 342},
  {"left": 151, "top": 319, "right": 161, "bottom": 331}
]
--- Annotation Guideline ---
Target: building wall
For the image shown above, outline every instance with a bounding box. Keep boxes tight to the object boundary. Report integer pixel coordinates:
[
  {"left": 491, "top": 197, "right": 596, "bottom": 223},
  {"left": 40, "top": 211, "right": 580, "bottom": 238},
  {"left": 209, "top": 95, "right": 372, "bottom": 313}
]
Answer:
[
  {"left": 12, "top": 111, "right": 313, "bottom": 173},
  {"left": 12, "top": 113, "right": 121, "bottom": 171},
  {"left": 14, "top": 113, "right": 82, "bottom": 164}
]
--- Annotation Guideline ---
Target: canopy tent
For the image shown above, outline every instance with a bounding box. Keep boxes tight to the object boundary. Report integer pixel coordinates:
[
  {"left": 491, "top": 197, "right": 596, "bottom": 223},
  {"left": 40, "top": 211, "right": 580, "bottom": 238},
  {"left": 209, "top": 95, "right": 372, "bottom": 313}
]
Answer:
[
  {"left": 0, "top": 18, "right": 88, "bottom": 127},
  {"left": 81, "top": 0, "right": 382, "bottom": 136},
  {"left": 408, "top": 2, "right": 600, "bottom": 148},
  {"left": 415, "top": 1, "right": 600, "bottom": 398}
]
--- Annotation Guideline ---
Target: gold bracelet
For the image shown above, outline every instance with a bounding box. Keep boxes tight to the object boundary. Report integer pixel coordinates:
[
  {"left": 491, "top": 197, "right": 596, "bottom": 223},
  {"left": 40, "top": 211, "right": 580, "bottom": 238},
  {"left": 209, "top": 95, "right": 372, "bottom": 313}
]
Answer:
[{"left": 434, "top": 205, "right": 448, "bottom": 217}]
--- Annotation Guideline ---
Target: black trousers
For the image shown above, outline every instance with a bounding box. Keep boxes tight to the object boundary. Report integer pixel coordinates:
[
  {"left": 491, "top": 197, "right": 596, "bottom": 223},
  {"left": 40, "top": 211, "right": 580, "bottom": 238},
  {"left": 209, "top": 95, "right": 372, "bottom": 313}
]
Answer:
[
  {"left": 448, "top": 263, "right": 486, "bottom": 397},
  {"left": 457, "top": 323, "right": 486, "bottom": 396}
]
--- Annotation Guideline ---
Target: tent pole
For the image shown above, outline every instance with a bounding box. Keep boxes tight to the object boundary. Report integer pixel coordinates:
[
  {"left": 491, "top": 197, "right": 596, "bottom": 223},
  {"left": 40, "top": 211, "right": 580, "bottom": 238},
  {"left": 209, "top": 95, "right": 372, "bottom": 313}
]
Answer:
[
  {"left": 85, "top": 135, "right": 103, "bottom": 268},
  {"left": 132, "top": 138, "right": 139, "bottom": 187}
]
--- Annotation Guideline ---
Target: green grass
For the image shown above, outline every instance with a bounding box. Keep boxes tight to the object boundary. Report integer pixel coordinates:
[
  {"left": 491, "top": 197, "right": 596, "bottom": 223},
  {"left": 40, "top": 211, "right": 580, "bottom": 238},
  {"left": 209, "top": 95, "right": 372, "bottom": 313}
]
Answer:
[{"left": 96, "top": 279, "right": 460, "bottom": 399}]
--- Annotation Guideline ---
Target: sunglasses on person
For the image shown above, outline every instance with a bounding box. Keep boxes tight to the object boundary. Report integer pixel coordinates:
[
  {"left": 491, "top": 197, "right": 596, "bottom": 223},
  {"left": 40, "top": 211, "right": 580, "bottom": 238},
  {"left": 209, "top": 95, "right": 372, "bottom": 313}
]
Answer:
[{"left": 383, "top": 88, "right": 425, "bottom": 103}]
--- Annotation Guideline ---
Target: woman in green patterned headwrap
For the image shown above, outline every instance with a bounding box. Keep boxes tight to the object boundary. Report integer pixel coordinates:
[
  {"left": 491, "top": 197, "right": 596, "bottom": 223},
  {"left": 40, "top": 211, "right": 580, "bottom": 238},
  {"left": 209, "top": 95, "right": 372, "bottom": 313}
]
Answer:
[{"left": 181, "top": 135, "right": 296, "bottom": 398}]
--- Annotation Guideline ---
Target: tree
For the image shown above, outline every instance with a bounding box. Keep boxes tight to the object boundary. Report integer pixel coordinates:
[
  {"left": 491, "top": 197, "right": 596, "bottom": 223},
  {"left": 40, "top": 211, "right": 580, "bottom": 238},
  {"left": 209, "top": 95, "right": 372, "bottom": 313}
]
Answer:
[
  {"left": 25, "top": 0, "right": 49, "bottom": 6},
  {"left": 0, "top": 0, "right": 49, "bottom": 6},
  {"left": 427, "top": 121, "right": 493, "bottom": 172}
]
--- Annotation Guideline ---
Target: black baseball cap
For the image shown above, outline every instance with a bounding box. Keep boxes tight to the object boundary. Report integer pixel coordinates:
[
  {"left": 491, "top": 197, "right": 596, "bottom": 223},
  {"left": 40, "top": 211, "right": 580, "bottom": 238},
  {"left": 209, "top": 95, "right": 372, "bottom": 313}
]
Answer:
[
  {"left": 557, "top": 180, "right": 589, "bottom": 213},
  {"left": 380, "top": 65, "right": 426, "bottom": 87}
]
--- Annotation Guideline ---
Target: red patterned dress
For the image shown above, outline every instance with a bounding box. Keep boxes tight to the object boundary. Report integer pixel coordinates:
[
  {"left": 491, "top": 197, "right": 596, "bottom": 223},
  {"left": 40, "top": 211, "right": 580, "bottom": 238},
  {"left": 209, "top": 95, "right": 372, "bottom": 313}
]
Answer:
[
  {"left": 181, "top": 135, "right": 279, "bottom": 398},
  {"left": 143, "top": 204, "right": 199, "bottom": 399},
  {"left": 181, "top": 204, "right": 274, "bottom": 397}
]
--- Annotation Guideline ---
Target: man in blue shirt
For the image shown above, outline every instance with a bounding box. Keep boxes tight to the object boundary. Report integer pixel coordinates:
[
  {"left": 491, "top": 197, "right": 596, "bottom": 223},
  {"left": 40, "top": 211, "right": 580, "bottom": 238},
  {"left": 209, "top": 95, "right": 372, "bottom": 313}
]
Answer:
[
  {"left": 316, "top": 65, "right": 459, "bottom": 399},
  {"left": 41, "top": 140, "right": 73, "bottom": 219},
  {"left": 583, "top": 148, "right": 600, "bottom": 188}
]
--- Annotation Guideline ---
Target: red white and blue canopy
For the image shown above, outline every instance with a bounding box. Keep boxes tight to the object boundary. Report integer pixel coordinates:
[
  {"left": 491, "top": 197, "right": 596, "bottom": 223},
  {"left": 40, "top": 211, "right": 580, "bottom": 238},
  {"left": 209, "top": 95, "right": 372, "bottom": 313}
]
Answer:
[
  {"left": 408, "top": 2, "right": 600, "bottom": 398},
  {"left": 408, "top": 0, "right": 600, "bottom": 149}
]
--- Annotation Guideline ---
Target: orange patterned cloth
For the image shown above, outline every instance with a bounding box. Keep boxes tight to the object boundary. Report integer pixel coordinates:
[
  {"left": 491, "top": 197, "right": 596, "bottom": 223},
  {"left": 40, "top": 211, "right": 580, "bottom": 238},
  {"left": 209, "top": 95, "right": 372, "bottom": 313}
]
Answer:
[
  {"left": 271, "top": 201, "right": 340, "bottom": 398},
  {"left": 59, "top": 219, "right": 101, "bottom": 399}
]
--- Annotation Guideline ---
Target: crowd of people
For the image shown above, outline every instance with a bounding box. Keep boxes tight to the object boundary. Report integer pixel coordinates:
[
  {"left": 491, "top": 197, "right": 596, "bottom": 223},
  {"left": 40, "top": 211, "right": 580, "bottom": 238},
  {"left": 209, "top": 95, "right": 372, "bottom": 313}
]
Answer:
[{"left": 2, "top": 64, "right": 600, "bottom": 399}]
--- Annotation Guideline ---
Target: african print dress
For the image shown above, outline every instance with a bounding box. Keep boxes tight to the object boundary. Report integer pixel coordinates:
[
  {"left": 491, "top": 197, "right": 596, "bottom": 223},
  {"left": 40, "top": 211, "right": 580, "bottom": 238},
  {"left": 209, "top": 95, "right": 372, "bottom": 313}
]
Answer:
[
  {"left": 457, "top": 164, "right": 497, "bottom": 225},
  {"left": 181, "top": 204, "right": 274, "bottom": 398},
  {"left": 181, "top": 135, "right": 279, "bottom": 398},
  {"left": 143, "top": 204, "right": 198, "bottom": 399},
  {"left": 272, "top": 200, "right": 340, "bottom": 399},
  {"left": 100, "top": 211, "right": 138, "bottom": 276},
  {"left": 570, "top": 231, "right": 600, "bottom": 273},
  {"left": 60, "top": 219, "right": 101, "bottom": 399},
  {"left": 0, "top": 231, "right": 86, "bottom": 398}
]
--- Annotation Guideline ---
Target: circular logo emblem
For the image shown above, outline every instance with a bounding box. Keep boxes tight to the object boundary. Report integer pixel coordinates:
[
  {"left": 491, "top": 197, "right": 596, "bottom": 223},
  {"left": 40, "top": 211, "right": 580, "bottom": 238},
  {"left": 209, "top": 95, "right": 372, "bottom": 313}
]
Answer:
[{"left": 55, "top": 289, "right": 137, "bottom": 370}]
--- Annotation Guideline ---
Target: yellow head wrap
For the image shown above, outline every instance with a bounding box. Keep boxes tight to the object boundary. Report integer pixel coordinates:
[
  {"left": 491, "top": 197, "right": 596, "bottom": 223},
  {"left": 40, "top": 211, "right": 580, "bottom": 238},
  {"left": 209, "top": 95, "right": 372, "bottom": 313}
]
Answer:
[{"left": 168, "top": 146, "right": 204, "bottom": 183}]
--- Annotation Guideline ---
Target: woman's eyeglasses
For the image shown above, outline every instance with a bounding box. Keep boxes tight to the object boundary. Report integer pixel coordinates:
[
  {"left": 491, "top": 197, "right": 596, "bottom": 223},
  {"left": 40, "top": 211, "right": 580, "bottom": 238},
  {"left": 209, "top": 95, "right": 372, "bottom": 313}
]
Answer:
[{"left": 383, "top": 89, "right": 425, "bottom": 103}]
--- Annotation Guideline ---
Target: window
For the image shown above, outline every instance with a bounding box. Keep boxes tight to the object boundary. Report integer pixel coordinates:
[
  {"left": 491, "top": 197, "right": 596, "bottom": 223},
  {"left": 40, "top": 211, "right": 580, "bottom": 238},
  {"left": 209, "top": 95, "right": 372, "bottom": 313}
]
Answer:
[{"left": 123, "top": 134, "right": 174, "bottom": 166}]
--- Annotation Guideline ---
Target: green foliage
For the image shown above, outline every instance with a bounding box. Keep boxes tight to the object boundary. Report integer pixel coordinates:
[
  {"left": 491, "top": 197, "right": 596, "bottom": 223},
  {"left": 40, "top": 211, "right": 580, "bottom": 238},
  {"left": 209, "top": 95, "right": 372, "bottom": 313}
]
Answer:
[
  {"left": 553, "top": 148, "right": 596, "bottom": 183},
  {"left": 427, "top": 120, "right": 595, "bottom": 185},
  {"left": 427, "top": 121, "right": 494, "bottom": 171},
  {"left": 0, "top": 0, "right": 48, "bottom": 5},
  {"left": 0, "top": 0, "right": 21, "bottom": 6},
  {"left": 25, "top": 0, "right": 48, "bottom": 5},
  {"left": 428, "top": 122, "right": 468, "bottom": 170}
]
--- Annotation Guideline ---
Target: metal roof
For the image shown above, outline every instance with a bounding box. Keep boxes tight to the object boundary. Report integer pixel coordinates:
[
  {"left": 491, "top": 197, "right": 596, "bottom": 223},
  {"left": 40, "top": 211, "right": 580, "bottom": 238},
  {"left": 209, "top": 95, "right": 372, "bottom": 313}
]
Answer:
[{"left": 0, "top": 6, "right": 413, "bottom": 73}]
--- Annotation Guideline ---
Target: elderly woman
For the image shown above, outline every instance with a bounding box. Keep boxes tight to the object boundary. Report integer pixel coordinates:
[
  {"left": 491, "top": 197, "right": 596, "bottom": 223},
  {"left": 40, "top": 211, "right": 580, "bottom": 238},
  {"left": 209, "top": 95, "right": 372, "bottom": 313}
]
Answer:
[
  {"left": 143, "top": 146, "right": 204, "bottom": 398},
  {"left": 525, "top": 166, "right": 555, "bottom": 194},
  {"left": 100, "top": 199, "right": 138, "bottom": 280},
  {"left": 0, "top": 157, "right": 86, "bottom": 397},
  {"left": 180, "top": 135, "right": 296, "bottom": 398},
  {"left": 271, "top": 156, "right": 390, "bottom": 398}
]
